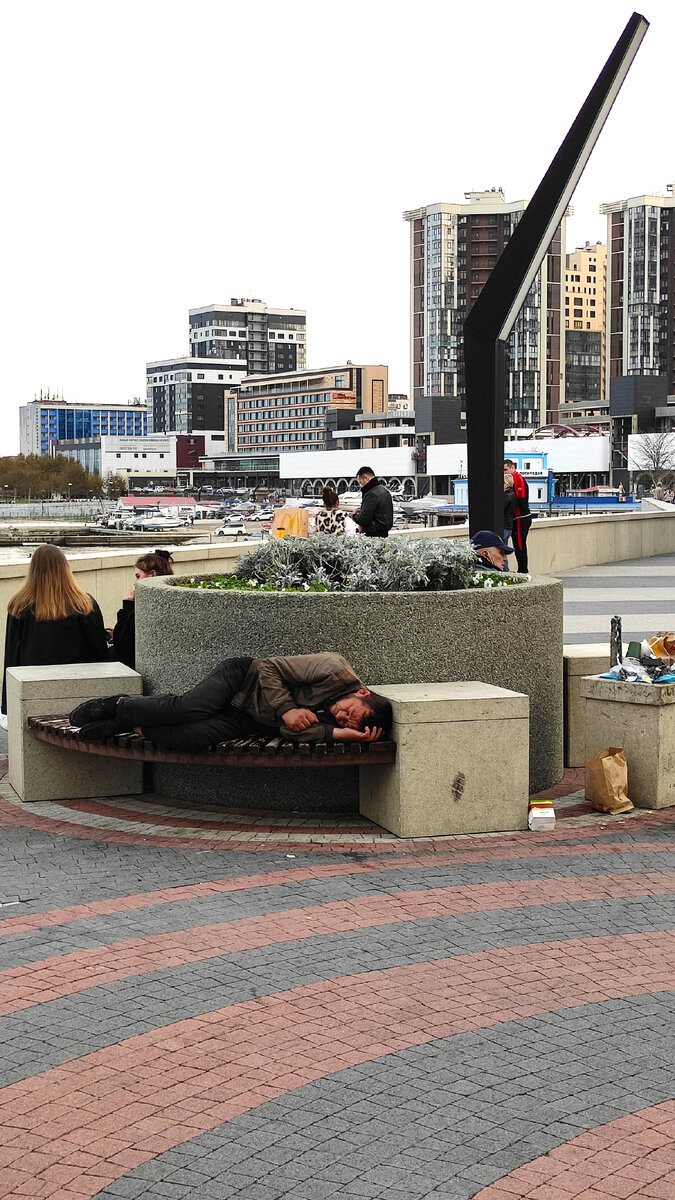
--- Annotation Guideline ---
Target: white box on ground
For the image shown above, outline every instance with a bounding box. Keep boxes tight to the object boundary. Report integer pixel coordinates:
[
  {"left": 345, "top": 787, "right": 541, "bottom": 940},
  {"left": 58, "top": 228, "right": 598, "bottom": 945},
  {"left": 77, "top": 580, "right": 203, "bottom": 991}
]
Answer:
[
  {"left": 359, "top": 681, "right": 530, "bottom": 838},
  {"left": 581, "top": 674, "right": 675, "bottom": 809},
  {"left": 7, "top": 663, "right": 144, "bottom": 803}
]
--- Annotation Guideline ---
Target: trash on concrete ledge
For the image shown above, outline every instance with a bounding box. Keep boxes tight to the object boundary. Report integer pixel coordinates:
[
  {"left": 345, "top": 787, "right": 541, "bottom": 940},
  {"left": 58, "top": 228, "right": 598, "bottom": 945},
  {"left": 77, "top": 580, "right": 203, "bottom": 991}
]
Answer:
[{"left": 603, "top": 623, "right": 675, "bottom": 683}]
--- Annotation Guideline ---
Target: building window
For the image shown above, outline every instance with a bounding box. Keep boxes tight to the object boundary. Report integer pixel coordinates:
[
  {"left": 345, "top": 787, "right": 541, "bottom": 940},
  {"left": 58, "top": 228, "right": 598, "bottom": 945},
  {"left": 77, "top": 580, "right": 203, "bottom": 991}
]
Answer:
[{"left": 197, "top": 373, "right": 205, "bottom": 380}]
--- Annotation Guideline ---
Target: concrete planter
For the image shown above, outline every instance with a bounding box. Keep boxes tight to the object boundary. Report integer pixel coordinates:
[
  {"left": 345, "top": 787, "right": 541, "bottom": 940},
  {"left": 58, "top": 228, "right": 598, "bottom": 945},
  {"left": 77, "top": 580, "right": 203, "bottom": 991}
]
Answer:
[{"left": 135, "top": 574, "right": 563, "bottom": 809}]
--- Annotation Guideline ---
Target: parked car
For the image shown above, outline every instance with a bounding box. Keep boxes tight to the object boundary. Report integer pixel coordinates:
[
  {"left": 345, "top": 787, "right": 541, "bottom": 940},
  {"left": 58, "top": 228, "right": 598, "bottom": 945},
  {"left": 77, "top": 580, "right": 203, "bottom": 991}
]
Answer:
[
  {"left": 215, "top": 520, "right": 248, "bottom": 537},
  {"left": 249, "top": 508, "right": 274, "bottom": 522}
]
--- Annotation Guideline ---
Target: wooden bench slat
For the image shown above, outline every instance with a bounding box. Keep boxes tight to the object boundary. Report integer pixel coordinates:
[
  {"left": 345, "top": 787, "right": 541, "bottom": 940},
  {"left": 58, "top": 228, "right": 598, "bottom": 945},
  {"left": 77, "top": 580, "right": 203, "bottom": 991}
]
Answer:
[{"left": 27, "top": 716, "right": 396, "bottom": 768}]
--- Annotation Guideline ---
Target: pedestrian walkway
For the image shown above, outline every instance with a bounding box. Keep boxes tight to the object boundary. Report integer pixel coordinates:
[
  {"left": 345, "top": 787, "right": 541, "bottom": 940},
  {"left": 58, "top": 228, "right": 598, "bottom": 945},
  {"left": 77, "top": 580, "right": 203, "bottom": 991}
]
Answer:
[
  {"left": 1, "top": 753, "right": 675, "bottom": 1200},
  {"left": 1, "top": 553, "right": 675, "bottom": 1198},
  {"left": 562, "top": 553, "right": 675, "bottom": 645}
]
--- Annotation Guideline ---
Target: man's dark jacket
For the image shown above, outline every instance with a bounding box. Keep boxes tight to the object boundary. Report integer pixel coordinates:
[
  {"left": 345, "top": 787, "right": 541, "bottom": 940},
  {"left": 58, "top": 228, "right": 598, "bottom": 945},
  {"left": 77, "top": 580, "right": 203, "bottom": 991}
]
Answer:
[{"left": 354, "top": 477, "right": 394, "bottom": 537}]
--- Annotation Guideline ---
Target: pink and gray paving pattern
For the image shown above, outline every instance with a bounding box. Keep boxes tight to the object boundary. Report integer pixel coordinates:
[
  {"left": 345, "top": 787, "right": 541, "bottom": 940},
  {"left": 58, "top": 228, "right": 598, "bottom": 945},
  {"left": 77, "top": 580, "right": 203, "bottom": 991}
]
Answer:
[{"left": 1, "top": 748, "right": 675, "bottom": 1200}]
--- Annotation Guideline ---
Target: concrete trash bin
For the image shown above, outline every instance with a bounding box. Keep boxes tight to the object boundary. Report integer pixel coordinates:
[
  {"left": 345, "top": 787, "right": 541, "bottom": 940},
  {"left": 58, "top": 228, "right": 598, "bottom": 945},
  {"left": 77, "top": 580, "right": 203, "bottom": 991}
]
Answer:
[{"left": 580, "top": 674, "right": 675, "bottom": 809}]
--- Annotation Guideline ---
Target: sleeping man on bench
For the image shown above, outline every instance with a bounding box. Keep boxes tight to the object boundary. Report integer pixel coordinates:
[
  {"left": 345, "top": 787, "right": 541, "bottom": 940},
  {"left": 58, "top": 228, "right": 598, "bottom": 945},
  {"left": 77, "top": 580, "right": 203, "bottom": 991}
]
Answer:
[{"left": 70, "top": 652, "right": 393, "bottom": 752}]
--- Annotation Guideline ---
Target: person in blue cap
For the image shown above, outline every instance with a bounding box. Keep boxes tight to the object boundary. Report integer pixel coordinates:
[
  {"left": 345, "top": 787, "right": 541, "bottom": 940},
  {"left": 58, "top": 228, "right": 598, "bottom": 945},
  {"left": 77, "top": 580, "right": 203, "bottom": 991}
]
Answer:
[{"left": 470, "top": 530, "right": 515, "bottom": 573}]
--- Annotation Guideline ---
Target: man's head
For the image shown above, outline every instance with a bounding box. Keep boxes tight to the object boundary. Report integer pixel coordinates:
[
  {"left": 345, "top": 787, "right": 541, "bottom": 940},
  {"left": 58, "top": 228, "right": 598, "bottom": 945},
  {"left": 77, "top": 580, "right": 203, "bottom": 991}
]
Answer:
[
  {"left": 504, "top": 459, "right": 516, "bottom": 471},
  {"left": 356, "top": 466, "right": 375, "bottom": 486},
  {"left": 470, "top": 529, "right": 514, "bottom": 572},
  {"left": 329, "top": 688, "right": 392, "bottom": 734}
]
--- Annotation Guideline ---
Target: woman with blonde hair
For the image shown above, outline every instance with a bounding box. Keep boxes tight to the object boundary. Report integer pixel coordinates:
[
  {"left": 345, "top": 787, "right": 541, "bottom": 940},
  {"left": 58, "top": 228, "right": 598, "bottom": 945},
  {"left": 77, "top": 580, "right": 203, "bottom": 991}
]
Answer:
[
  {"left": 112, "top": 549, "right": 174, "bottom": 670},
  {"left": 2, "top": 544, "right": 108, "bottom": 716},
  {"left": 503, "top": 471, "right": 516, "bottom": 545}
]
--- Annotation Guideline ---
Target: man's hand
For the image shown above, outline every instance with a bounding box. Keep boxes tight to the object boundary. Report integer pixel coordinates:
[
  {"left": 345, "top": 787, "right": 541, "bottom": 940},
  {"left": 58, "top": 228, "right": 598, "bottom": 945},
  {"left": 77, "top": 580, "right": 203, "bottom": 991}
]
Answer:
[
  {"left": 333, "top": 725, "right": 383, "bottom": 743},
  {"left": 282, "top": 707, "right": 319, "bottom": 732}
]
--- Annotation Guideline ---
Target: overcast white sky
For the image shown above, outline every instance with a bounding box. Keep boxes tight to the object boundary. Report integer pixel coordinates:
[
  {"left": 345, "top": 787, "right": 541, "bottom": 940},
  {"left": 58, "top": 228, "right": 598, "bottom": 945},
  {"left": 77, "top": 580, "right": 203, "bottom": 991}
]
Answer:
[{"left": 1, "top": 0, "right": 672, "bottom": 453}]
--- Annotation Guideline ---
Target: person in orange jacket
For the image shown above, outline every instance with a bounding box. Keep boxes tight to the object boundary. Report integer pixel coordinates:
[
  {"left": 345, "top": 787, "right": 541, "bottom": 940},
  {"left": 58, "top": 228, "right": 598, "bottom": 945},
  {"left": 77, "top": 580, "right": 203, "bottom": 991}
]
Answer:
[{"left": 504, "top": 459, "right": 532, "bottom": 573}]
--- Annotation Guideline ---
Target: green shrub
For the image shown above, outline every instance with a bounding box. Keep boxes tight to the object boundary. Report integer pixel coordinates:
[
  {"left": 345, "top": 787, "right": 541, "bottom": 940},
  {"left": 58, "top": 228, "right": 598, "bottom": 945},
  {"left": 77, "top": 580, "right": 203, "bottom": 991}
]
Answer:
[{"left": 178, "top": 535, "right": 524, "bottom": 593}]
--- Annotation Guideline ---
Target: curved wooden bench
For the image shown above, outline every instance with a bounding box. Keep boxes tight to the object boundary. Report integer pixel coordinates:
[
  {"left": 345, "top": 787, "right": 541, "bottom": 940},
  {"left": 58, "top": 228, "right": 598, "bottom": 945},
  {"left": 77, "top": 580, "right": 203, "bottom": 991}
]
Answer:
[{"left": 27, "top": 716, "right": 397, "bottom": 769}]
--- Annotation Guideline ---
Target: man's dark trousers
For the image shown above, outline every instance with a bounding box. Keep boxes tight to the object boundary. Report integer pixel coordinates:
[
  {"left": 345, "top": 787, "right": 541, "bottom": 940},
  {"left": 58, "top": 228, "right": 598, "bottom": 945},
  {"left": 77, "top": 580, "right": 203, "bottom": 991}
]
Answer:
[
  {"left": 116, "top": 656, "right": 260, "bottom": 751},
  {"left": 512, "top": 515, "right": 532, "bottom": 573}
]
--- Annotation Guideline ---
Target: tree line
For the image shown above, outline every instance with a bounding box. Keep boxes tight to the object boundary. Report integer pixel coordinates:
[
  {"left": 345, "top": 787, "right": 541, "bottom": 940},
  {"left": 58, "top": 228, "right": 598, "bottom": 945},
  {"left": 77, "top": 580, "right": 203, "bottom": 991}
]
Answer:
[{"left": 0, "top": 455, "right": 127, "bottom": 499}]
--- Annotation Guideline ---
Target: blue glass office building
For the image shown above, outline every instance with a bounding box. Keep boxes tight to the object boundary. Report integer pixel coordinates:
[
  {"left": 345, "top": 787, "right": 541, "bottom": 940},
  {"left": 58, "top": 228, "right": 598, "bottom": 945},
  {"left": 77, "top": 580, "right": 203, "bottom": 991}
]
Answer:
[{"left": 20, "top": 402, "right": 147, "bottom": 457}]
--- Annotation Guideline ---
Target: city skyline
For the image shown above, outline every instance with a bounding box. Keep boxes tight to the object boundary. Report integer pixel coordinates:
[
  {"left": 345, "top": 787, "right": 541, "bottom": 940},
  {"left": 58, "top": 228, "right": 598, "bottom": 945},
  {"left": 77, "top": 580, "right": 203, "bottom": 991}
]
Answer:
[{"left": 1, "top": 0, "right": 672, "bottom": 454}]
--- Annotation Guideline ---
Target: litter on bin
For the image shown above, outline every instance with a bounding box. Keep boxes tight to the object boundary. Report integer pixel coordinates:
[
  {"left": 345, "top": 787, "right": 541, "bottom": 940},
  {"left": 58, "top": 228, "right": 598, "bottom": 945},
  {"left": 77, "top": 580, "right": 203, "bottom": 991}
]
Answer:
[{"left": 601, "top": 618, "right": 675, "bottom": 683}]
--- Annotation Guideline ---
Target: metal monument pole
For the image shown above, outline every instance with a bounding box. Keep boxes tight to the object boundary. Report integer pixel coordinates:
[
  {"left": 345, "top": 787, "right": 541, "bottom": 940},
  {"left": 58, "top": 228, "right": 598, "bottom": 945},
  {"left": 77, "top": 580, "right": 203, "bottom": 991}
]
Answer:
[{"left": 465, "top": 12, "right": 649, "bottom": 535}]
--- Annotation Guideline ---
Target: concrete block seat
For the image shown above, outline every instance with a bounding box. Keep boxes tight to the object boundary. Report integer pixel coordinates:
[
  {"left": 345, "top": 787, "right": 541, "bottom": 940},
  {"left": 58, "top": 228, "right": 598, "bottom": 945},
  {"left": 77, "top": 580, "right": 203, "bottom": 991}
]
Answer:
[
  {"left": 7, "top": 663, "right": 144, "bottom": 803},
  {"left": 581, "top": 674, "right": 675, "bottom": 809},
  {"left": 360, "top": 681, "right": 530, "bottom": 837}
]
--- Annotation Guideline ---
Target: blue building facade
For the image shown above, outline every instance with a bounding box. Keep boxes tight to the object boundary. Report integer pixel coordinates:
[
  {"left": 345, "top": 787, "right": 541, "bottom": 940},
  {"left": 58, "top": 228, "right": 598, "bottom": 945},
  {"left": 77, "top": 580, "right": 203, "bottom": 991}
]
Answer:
[{"left": 20, "top": 402, "right": 147, "bottom": 457}]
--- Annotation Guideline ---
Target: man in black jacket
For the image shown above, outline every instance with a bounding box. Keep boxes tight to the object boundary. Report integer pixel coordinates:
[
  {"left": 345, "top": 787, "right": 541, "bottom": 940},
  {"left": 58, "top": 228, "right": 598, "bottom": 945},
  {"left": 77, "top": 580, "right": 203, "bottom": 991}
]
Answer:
[{"left": 353, "top": 467, "right": 394, "bottom": 537}]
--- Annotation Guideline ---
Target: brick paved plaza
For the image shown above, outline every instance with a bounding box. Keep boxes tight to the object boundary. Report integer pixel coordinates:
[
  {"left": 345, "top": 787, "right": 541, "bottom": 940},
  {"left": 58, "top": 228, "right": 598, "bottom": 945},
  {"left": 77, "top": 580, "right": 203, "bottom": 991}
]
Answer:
[
  {"left": 1, "top": 744, "right": 675, "bottom": 1200},
  {"left": 1, "top": 558, "right": 675, "bottom": 1198}
]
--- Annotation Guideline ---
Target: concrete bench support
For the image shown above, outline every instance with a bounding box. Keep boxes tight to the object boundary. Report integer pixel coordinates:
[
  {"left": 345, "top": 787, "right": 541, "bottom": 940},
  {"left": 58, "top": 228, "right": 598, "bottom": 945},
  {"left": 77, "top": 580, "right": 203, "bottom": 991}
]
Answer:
[
  {"left": 581, "top": 675, "right": 675, "bottom": 809},
  {"left": 7, "top": 663, "right": 144, "bottom": 803},
  {"left": 564, "top": 644, "right": 610, "bottom": 767},
  {"left": 359, "top": 681, "right": 529, "bottom": 838}
]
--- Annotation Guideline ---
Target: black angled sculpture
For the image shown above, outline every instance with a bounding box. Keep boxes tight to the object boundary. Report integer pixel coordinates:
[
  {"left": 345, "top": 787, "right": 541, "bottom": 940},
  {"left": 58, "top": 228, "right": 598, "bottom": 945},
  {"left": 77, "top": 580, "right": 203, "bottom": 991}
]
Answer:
[{"left": 465, "top": 11, "right": 648, "bottom": 535}]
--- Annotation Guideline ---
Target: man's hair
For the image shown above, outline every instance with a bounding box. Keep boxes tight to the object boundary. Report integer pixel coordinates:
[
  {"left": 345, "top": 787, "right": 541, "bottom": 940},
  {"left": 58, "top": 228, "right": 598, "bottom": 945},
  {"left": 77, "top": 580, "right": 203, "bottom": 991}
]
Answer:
[
  {"left": 504, "top": 459, "right": 516, "bottom": 469},
  {"left": 356, "top": 466, "right": 375, "bottom": 479},
  {"left": 362, "top": 691, "right": 393, "bottom": 735}
]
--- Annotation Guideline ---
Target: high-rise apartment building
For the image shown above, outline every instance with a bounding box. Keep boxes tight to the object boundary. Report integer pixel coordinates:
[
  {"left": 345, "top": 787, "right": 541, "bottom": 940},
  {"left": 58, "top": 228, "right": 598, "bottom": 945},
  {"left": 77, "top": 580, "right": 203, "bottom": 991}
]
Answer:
[
  {"left": 20, "top": 397, "right": 147, "bottom": 457},
  {"left": 601, "top": 185, "right": 675, "bottom": 396},
  {"left": 147, "top": 300, "right": 307, "bottom": 437},
  {"left": 561, "top": 242, "right": 607, "bottom": 426},
  {"left": 189, "top": 299, "right": 306, "bottom": 375},
  {"left": 403, "top": 190, "right": 565, "bottom": 432}
]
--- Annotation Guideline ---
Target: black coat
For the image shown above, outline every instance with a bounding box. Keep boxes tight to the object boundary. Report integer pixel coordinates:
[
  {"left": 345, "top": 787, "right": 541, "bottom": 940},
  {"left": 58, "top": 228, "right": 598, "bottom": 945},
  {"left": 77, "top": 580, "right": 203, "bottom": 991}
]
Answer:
[
  {"left": 2, "top": 599, "right": 109, "bottom": 714},
  {"left": 112, "top": 599, "right": 136, "bottom": 670},
  {"left": 354, "top": 477, "right": 394, "bottom": 537},
  {"left": 504, "top": 489, "right": 516, "bottom": 533}
]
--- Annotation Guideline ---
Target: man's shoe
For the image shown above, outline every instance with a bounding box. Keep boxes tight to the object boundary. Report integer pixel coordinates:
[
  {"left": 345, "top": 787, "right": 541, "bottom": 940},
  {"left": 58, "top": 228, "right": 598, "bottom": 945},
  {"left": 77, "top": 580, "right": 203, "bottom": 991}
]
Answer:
[
  {"left": 69, "top": 695, "right": 126, "bottom": 726},
  {"left": 75, "top": 720, "right": 119, "bottom": 742}
]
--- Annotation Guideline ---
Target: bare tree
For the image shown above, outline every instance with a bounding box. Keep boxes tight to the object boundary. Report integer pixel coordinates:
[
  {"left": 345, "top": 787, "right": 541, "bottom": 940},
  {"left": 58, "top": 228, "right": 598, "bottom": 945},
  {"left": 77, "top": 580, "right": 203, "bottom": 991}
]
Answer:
[{"left": 631, "top": 432, "right": 675, "bottom": 486}]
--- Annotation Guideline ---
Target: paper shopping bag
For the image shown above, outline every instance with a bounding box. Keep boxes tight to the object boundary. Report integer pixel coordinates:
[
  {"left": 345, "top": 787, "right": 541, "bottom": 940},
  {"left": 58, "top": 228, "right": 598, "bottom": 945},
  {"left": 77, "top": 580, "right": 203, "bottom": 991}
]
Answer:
[{"left": 585, "top": 747, "right": 634, "bottom": 815}]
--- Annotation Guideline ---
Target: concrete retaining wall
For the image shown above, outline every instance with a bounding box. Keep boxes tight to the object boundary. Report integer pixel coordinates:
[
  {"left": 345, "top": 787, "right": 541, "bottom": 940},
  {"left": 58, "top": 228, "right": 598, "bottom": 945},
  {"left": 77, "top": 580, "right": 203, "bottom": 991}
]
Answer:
[
  {"left": 135, "top": 573, "right": 563, "bottom": 807},
  {"left": 2, "top": 509, "right": 675, "bottom": 667},
  {"left": 390, "top": 510, "right": 675, "bottom": 576},
  {"left": 0, "top": 541, "right": 246, "bottom": 666}
]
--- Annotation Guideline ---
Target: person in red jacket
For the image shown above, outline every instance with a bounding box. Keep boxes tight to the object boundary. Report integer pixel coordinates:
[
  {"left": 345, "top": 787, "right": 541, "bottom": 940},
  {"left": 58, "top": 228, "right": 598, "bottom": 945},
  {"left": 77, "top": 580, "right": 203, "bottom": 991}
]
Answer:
[{"left": 504, "top": 459, "right": 532, "bottom": 573}]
